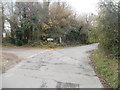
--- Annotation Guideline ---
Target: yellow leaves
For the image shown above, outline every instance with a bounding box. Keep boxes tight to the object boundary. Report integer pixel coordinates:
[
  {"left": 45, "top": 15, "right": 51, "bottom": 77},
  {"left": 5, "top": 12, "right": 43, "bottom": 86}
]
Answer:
[
  {"left": 41, "top": 19, "right": 59, "bottom": 30},
  {"left": 48, "top": 19, "right": 59, "bottom": 25},
  {"left": 48, "top": 19, "right": 52, "bottom": 24},
  {"left": 48, "top": 20, "right": 54, "bottom": 27},
  {"left": 42, "top": 23, "right": 50, "bottom": 30},
  {"left": 41, "top": 33, "right": 48, "bottom": 37},
  {"left": 41, "top": 33, "right": 49, "bottom": 40},
  {"left": 53, "top": 20, "right": 59, "bottom": 26}
]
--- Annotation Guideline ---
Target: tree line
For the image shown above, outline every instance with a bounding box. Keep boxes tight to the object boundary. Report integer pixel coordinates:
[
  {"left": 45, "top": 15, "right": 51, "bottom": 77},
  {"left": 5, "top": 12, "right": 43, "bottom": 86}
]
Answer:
[{"left": 1, "top": 1, "right": 89, "bottom": 46}]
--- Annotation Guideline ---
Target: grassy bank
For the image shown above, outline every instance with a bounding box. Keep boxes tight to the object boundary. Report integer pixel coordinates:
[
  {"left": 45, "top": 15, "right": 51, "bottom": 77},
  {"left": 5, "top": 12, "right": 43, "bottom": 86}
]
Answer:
[
  {"left": 91, "top": 49, "right": 118, "bottom": 88},
  {"left": 23, "top": 41, "right": 62, "bottom": 49},
  {"left": 2, "top": 41, "right": 84, "bottom": 49},
  {"left": 2, "top": 41, "right": 63, "bottom": 49}
]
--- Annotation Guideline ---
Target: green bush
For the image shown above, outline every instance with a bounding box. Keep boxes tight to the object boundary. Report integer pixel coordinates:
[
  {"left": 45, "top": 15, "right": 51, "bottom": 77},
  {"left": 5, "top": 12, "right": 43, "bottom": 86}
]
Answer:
[
  {"left": 97, "top": 0, "right": 119, "bottom": 57},
  {"left": 65, "top": 29, "right": 88, "bottom": 44}
]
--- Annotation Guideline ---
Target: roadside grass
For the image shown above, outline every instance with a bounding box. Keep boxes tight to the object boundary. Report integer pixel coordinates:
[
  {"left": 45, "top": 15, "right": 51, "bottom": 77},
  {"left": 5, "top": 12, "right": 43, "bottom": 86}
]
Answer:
[
  {"left": 2, "top": 42, "right": 15, "bottom": 47},
  {"left": 2, "top": 41, "right": 63, "bottom": 49},
  {"left": 2, "top": 41, "right": 84, "bottom": 49},
  {"left": 2, "top": 40, "right": 86, "bottom": 49},
  {"left": 91, "top": 49, "right": 118, "bottom": 88},
  {"left": 23, "top": 41, "right": 63, "bottom": 49},
  {"left": 88, "top": 38, "right": 98, "bottom": 44}
]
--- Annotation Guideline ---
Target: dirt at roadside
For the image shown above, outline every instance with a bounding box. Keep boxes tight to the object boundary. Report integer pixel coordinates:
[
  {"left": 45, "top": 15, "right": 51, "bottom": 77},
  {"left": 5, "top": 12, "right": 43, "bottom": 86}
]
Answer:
[{"left": 1, "top": 52, "right": 21, "bottom": 73}]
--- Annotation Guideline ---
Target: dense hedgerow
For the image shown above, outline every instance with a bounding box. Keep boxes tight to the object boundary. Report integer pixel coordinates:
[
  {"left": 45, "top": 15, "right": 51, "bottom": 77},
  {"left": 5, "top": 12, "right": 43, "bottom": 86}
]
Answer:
[{"left": 97, "top": 0, "right": 119, "bottom": 57}]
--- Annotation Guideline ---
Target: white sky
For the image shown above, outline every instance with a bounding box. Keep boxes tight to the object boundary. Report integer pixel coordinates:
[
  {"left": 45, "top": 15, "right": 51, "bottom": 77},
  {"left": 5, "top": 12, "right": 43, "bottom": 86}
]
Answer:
[
  {"left": 3, "top": 0, "right": 100, "bottom": 14},
  {"left": 63, "top": 0, "right": 99, "bottom": 14}
]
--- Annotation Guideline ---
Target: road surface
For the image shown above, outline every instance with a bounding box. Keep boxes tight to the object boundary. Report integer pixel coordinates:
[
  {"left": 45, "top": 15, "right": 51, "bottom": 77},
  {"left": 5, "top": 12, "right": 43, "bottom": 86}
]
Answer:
[{"left": 1, "top": 43, "right": 103, "bottom": 88}]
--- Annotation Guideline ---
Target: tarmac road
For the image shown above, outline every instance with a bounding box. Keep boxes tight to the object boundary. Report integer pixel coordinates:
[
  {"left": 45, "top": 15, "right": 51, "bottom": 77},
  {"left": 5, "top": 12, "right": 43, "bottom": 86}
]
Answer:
[{"left": 1, "top": 43, "right": 103, "bottom": 88}]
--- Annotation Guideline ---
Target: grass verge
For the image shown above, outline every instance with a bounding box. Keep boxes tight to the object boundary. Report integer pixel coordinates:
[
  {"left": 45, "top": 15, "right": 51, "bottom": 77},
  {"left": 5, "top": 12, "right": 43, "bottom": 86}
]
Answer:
[
  {"left": 2, "top": 42, "right": 63, "bottom": 49},
  {"left": 91, "top": 49, "right": 118, "bottom": 88},
  {"left": 23, "top": 41, "right": 63, "bottom": 49},
  {"left": 2, "top": 41, "right": 85, "bottom": 49}
]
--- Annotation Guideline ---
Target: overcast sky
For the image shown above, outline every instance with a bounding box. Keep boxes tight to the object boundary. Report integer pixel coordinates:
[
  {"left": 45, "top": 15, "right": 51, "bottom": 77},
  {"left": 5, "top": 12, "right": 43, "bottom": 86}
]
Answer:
[
  {"left": 63, "top": 0, "right": 99, "bottom": 14},
  {"left": 3, "top": 0, "right": 100, "bottom": 14}
]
